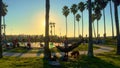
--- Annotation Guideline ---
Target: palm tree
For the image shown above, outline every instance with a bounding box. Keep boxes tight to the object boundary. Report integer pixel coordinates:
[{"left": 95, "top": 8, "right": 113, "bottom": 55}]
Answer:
[
  {"left": 2, "top": 2, "right": 7, "bottom": 40},
  {"left": 91, "top": 14, "right": 96, "bottom": 38},
  {"left": 96, "top": 13, "right": 102, "bottom": 38},
  {"left": 53, "top": 23, "right": 55, "bottom": 36},
  {"left": 109, "top": 0, "right": 114, "bottom": 38},
  {"left": 62, "top": 6, "right": 69, "bottom": 37},
  {"left": 0, "top": 0, "right": 2, "bottom": 58},
  {"left": 113, "top": 0, "right": 120, "bottom": 55},
  {"left": 70, "top": 4, "right": 78, "bottom": 38},
  {"left": 93, "top": 1, "right": 102, "bottom": 38},
  {"left": 78, "top": 2, "right": 85, "bottom": 37},
  {"left": 44, "top": 0, "right": 51, "bottom": 59},
  {"left": 85, "top": 1, "right": 96, "bottom": 38},
  {"left": 94, "top": 0, "right": 108, "bottom": 39},
  {"left": 103, "top": 7, "right": 106, "bottom": 39},
  {"left": 101, "top": 1, "right": 108, "bottom": 39},
  {"left": 76, "top": 14, "right": 81, "bottom": 37},
  {"left": 88, "top": 0, "right": 93, "bottom": 57},
  {"left": 49, "top": 22, "right": 53, "bottom": 36}
]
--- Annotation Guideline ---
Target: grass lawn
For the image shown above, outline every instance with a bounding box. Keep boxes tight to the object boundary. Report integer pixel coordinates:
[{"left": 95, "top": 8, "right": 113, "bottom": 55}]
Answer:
[
  {"left": 0, "top": 57, "right": 45, "bottom": 68},
  {"left": 0, "top": 51, "right": 120, "bottom": 68},
  {"left": 3, "top": 47, "right": 44, "bottom": 53},
  {"left": 61, "top": 51, "right": 120, "bottom": 68},
  {"left": 3, "top": 44, "right": 100, "bottom": 53},
  {"left": 105, "top": 38, "right": 116, "bottom": 45},
  {"left": 72, "top": 44, "right": 100, "bottom": 51},
  {"left": 3, "top": 47, "right": 29, "bottom": 53}
]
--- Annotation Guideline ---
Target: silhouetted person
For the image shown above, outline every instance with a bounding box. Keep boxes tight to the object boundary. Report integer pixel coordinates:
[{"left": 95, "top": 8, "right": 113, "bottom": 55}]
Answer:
[
  {"left": 51, "top": 55, "right": 57, "bottom": 61},
  {"left": 40, "top": 42, "right": 44, "bottom": 48},
  {"left": 60, "top": 55, "right": 68, "bottom": 61},
  {"left": 17, "top": 43, "right": 20, "bottom": 47},
  {"left": 10, "top": 42, "right": 13, "bottom": 48},
  {"left": 27, "top": 42, "right": 31, "bottom": 49},
  {"left": 12, "top": 39, "right": 18, "bottom": 48},
  {"left": 27, "top": 37, "right": 31, "bottom": 49},
  {"left": 63, "top": 37, "right": 68, "bottom": 56}
]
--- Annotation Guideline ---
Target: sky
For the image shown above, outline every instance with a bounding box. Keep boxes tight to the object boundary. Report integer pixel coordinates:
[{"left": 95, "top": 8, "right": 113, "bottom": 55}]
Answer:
[{"left": 2, "top": 0, "right": 120, "bottom": 37}]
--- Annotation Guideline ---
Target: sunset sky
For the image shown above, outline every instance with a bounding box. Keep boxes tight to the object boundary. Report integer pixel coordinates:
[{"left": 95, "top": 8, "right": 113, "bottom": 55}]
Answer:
[{"left": 3, "top": 0, "right": 120, "bottom": 37}]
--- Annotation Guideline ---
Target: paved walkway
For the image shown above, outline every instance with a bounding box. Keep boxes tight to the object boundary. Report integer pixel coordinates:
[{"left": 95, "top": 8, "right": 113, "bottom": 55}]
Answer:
[{"left": 3, "top": 45, "right": 114, "bottom": 58}]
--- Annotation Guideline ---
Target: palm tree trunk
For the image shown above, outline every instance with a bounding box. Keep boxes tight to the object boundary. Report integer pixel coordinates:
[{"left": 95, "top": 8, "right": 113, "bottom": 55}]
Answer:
[
  {"left": 114, "top": 1, "right": 120, "bottom": 55},
  {"left": 97, "top": 20, "right": 99, "bottom": 38},
  {"left": 78, "top": 21, "right": 80, "bottom": 37},
  {"left": 66, "top": 17, "right": 67, "bottom": 37},
  {"left": 0, "top": 0, "right": 3, "bottom": 58},
  {"left": 51, "top": 25, "right": 52, "bottom": 36},
  {"left": 93, "top": 23, "right": 96, "bottom": 38},
  {"left": 88, "top": 0, "right": 93, "bottom": 57},
  {"left": 74, "top": 15, "right": 75, "bottom": 38},
  {"left": 110, "top": 1, "right": 114, "bottom": 38},
  {"left": 82, "top": 12, "right": 84, "bottom": 37},
  {"left": 103, "top": 9, "right": 106, "bottom": 38},
  {"left": 54, "top": 26, "right": 55, "bottom": 36},
  {"left": 44, "top": 0, "right": 51, "bottom": 59},
  {"left": 3, "top": 16, "right": 6, "bottom": 40}
]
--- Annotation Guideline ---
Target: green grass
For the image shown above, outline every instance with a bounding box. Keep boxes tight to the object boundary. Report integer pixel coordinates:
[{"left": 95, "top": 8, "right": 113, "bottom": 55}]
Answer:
[
  {"left": 60, "top": 51, "right": 120, "bottom": 68},
  {"left": 0, "top": 51, "right": 120, "bottom": 68},
  {"left": 3, "top": 47, "right": 29, "bottom": 53},
  {"left": 3, "top": 44, "right": 100, "bottom": 53},
  {"left": 72, "top": 44, "right": 100, "bottom": 51},
  {"left": 103, "top": 44, "right": 116, "bottom": 48},
  {"left": 0, "top": 57, "right": 45, "bottom": 68},
  {"left": 50, "top": 47, "right": 60, "bottom": 52},
  {"left": 104, "top": 38, "right": 116, "bottom": 45},
  {"left": 42, "top": 44, "right": 100, "bottom": 53},
  {"left": 3, "top": 47, "right": 44, "bottom": 53}
]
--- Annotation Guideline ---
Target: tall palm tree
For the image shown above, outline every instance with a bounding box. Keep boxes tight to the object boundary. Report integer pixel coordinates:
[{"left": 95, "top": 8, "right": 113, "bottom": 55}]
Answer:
[
  {"left": 78, "top": 2, "right": 85, "bottom": 37},
  {"left": 92, "top": 14, "right": 96, "bottom": 38},
  {"left": 44, "top": 0, "right": 51, "bottom": 59},
  {"left": 96, "top": 13, "right": 102, "bottom": 38},
  {"left": 76, "top": 14, "right": 81, "bottom": 37},
  {"left": 53, "top": 23, "right": 55, "bottom": 36},
  {"left": 103, "top": 8, "right": 106, "bottom": 38},
  {"left": 62, "top": 6, "right": 69, "bottom": 37},
  {"left": 88, "top": 0, "right": 93, "bottom": 57},
  {"left": 94, "top": 0, "right": 108, "bottom": 39},
  {"left": 49, "top": 22, "right": 53, "bottom": 36},
  {"left": 93, "top": 1, "right": 102, "bottom": 38},
  {"left": 85, "top": 1, "right": 96, "bottom": 38},
  {"left": 113, "top": 0, "right": 120, "bottom": 55},
  {"left": 0, "top": 0, "right": 2, "bottom": 58},
  {"left": 71, "top": 4, "right": 78, "bottom": 38},
  {"left": 101, "top": 1, "right": 108, "bottom": 39},
  {"left": 2, "top": 2, "right": 7, "bottom": 40},
  {"left": 109, "top": 0, "right": 114, "bottom": 38}
]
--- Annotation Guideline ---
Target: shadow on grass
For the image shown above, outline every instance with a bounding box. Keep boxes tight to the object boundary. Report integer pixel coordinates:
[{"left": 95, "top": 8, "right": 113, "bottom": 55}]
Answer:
[
  {"left": 96, "top": 52, "right": 120, "bottom": 61},
  {"left": 60, "top": 55, "right": 120, "bottom": 68},
  {"left": 43, "top": 59, "right": 50, "bottom": 68},
  {"left": 43, "top": 58, "right": 61, "bottom": 68},
  {"left": 3, "top": 47, "right": 31, "bottom": 53},
  {"left": 0, "top": 57, "right": 44, "bottom": 68},
  {"left": 36, "top": 48, "right": 44, "bottom": 57},
  {"left": 3, "top": 47, "right": 31, "bottom": 57}
]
